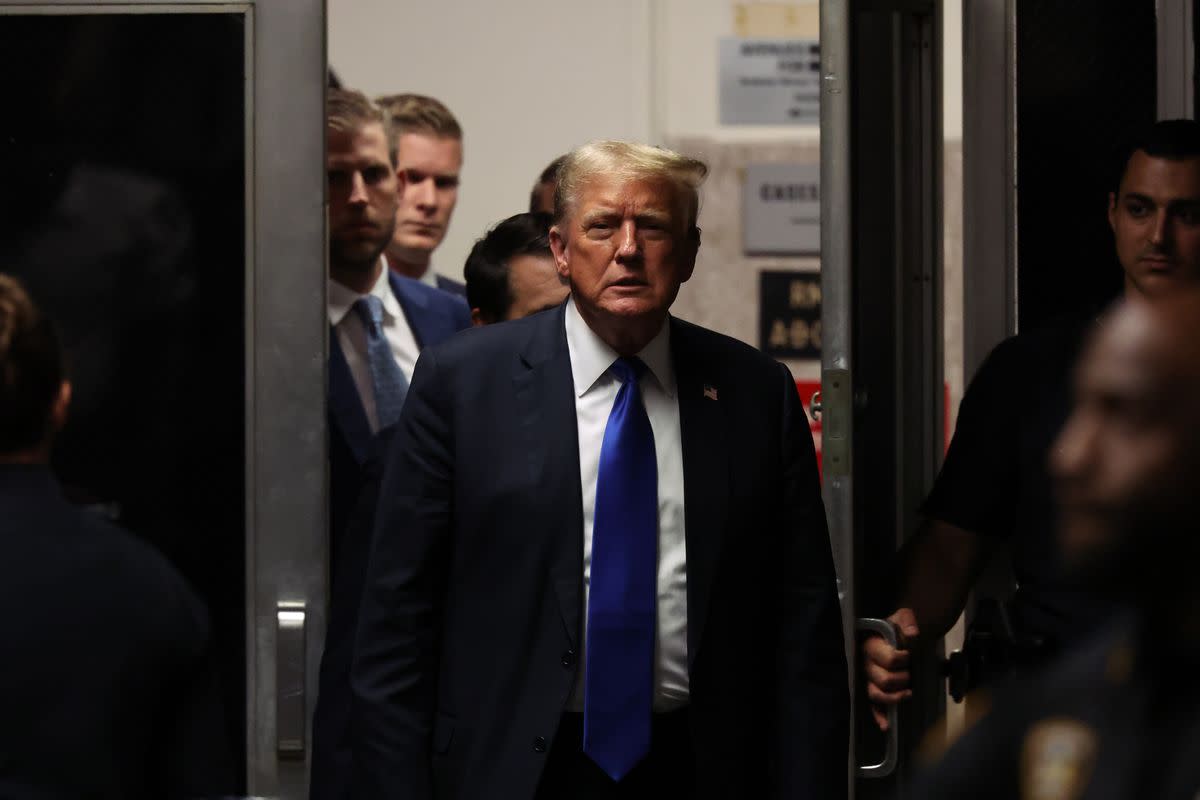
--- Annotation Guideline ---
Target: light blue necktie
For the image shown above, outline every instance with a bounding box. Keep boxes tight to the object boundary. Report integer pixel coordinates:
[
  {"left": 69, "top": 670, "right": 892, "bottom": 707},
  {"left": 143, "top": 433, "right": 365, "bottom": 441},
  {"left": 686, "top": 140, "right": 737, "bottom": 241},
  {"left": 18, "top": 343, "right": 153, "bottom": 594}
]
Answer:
[
  {"left": 584, "top": 357, "right": 658, "bottom": 781},
  {"left": 353, "top": 295, "right": 409, "bottom": 429}
]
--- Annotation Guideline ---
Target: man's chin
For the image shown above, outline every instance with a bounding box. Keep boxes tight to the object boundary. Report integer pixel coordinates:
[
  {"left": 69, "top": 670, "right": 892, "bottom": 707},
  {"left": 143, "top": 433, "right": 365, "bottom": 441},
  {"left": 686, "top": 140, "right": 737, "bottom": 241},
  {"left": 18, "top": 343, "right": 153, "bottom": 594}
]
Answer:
[
  {"left": 1061, "top": 522, "right": 1140, "bottom": 593},
  {"left": 331, "top": 241, "right": 386, "bottom": 272},
  {"left": 392, "top": 233, "right": 440, "bottom": 257}
]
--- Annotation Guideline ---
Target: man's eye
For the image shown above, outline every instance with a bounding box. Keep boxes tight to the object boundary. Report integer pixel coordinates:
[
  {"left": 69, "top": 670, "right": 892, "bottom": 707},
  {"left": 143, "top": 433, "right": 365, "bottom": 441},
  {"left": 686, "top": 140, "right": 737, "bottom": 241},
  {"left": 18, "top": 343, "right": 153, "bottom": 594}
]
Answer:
[
  {"left": 1126, "top": 202, "right": 1151, "bottom": 217},
  {"left": 364, "top": 167, "right": 389, "bottom": 183},
  {"left": 1177, "top": 207, "right": 1200, "bottom": 225},
  {"left": 435, "top": 177, "right": 459, "bottom": 190}
]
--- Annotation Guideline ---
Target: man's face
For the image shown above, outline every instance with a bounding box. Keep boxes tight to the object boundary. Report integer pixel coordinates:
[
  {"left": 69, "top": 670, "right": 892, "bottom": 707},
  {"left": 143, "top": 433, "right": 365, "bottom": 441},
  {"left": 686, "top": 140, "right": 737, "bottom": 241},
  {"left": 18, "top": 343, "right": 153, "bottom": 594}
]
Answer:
[
  {"left": 390, "top": 132, "right": 463, "bottom": 259},
  {"left": 1051, "top": 305, "right": 1200, "bottom": 589},
  {"left": 1109, "top": 151, "right": 1200, "bottom": 297},
  {"left": 505, "top": 253, "right": 568, "bottom": 320},
  {"left": 327, "top": 122, "right": 397, "bottom": 269},
  {"left": 550, "top": 175, "right": 697, "bottom": 327}
]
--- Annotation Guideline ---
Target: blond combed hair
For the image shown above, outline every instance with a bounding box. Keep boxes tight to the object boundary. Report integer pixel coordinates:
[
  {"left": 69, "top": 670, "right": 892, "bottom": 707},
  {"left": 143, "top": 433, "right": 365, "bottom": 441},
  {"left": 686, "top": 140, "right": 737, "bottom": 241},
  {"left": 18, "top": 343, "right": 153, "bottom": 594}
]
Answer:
[
  {"left": 554, "top": 140, "right": 708, "bottom": 232},
  {"left": 374, "top": 93, "right": 463, "bottom": 141},
  {"left": 327, "top": 88, "right": 395, "bottom": 163}
]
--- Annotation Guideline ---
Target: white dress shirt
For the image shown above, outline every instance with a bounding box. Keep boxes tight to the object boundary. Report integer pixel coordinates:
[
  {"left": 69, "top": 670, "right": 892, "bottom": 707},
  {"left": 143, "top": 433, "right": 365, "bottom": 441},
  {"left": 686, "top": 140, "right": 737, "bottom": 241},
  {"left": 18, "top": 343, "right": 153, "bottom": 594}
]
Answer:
[
  {"left": 417, "top": 265, "right": 440, "bottom": 289},
  {"left": 564, "top": 297, "right": 689, "bottom": 712},
  {"left": 328, "top": 259, "right": 421, "bottom": 433}
]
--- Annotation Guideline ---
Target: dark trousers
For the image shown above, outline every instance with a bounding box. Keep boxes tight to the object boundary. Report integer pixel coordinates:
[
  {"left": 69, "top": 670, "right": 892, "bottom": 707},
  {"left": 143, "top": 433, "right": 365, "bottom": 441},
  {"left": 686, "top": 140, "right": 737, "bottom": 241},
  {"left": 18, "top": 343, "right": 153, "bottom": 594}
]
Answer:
[{"left": 535, "top": 709, "right": 695, "bottom": 800}]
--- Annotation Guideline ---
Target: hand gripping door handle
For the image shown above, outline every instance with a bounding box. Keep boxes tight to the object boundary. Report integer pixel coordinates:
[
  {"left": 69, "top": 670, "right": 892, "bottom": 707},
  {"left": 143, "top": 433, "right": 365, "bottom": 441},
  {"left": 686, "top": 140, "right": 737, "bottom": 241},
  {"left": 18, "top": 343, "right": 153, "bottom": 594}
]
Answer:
[{"left": 856, "top": 617, "right": 899, "bottom": 778}]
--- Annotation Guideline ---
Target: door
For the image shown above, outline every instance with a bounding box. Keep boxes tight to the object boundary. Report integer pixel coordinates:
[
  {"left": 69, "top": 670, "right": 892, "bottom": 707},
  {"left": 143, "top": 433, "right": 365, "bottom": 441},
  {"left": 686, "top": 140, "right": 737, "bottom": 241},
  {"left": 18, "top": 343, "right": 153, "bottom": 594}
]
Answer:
[
  {"left": 0, "top": 3, "right": 325, "bottom": 797},
  {"left": 820, "top": 0, "right": 947, "bottom": 796}
]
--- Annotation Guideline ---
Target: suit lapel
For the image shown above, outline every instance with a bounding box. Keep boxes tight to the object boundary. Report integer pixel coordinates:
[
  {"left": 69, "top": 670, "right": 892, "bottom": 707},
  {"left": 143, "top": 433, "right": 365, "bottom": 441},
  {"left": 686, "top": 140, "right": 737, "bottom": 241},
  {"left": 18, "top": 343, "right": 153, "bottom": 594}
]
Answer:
[
  {"left": 671, "top": 319, "right": 730, "bottom": 670},
  {"left": 328, "top": 329, "right": 372, "bottom": 464},
  {"left": 390, "top": 271, "right": 433, "bottom": 349},
  {"left": 513, "top": 306, "right": 584, "bottom": 646}
]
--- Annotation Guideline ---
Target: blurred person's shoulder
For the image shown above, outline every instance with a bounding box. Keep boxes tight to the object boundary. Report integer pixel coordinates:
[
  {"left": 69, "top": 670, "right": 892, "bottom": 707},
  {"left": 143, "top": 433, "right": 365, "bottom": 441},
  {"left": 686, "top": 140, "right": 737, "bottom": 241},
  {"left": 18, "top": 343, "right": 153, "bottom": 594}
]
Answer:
[
  {"left": 64, "top": 500, "right": 212, "bottom": 652},
  {"left": 915, "top": 618, "right": 1134, "bottom": 797}
]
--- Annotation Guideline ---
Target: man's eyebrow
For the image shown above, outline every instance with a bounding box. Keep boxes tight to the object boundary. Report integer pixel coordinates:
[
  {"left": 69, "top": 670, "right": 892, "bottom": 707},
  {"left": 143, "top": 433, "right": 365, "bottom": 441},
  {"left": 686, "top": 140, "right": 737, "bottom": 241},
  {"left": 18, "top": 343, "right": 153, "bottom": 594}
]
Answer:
[
  {"left": 579, "top": 207, "right": 619, "bottom": 222},
  {"left": 635, "top": 210, "right": 672, "bottom": 223}
]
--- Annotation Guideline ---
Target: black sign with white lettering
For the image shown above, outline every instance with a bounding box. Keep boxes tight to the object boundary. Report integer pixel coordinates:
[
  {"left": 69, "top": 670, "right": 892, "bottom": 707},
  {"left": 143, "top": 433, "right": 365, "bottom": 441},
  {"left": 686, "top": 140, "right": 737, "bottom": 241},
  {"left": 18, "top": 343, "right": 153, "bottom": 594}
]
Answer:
[{"left": 760, "top": 271, "right": 821, "bottom": 359}]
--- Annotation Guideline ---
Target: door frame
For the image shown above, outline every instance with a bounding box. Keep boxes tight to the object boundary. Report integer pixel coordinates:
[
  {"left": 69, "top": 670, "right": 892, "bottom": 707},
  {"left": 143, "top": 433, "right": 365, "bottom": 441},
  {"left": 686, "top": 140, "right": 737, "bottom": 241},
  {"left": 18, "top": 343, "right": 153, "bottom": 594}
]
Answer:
[{"left": 0, "top": 3, "right": 328, "bottom": 796}]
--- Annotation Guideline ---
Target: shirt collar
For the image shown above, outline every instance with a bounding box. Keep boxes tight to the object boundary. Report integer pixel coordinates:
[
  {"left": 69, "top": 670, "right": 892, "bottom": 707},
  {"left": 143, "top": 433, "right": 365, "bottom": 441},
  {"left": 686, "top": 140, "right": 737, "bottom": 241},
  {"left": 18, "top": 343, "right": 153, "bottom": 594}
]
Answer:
[
  {"left": 564, "top": 296, "right": 675, "bottom": 398},
  {"left": 328, "top": 257, "right": 403, "bottom": 327}
]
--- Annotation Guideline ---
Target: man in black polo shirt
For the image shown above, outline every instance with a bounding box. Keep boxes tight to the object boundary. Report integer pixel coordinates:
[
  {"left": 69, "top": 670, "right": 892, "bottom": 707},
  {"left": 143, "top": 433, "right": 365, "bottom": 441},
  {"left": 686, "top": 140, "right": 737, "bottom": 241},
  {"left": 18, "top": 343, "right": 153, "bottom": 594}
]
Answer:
[{"left": 864, "top": 119, "right": 1200, "bottom": 728}]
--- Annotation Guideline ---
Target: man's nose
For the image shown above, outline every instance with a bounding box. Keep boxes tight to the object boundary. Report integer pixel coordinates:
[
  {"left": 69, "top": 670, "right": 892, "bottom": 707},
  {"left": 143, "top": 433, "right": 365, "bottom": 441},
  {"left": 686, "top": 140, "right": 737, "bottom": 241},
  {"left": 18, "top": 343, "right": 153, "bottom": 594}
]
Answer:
[
  {"left": 1050, "top": 413, "right": 1095, "bottom": 483},
  {"left": 412, "top": 177, "right": 438, "bottom": 209},
  {"left": 1150, "top": 209, "right": 1170, "bottom": 246},
  {"left": 348, "top": 171, "right": 370, "bottom": 205},
  {"left": 615, "top": 220, "right": 641, "bottom": 260}
]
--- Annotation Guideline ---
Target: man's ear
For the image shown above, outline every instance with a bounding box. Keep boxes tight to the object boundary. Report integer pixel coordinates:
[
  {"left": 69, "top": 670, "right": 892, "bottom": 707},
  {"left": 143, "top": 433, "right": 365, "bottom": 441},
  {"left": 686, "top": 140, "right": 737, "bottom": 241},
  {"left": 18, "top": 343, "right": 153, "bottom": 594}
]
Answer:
[
  {"left": 50, "top": 381, "right": 71, "bottom": 434},
  {"left": 549, "top": 225, "right": 570, "bottom": 279},
  {"left": 1108, "top": 191, "right": 1119, "bottom": 234},
  {"left": 470, "top": 307, "right": 487, "bottom": 327},
  {"left": 679, "top": 226, "right": 701, "bottom": 284}
]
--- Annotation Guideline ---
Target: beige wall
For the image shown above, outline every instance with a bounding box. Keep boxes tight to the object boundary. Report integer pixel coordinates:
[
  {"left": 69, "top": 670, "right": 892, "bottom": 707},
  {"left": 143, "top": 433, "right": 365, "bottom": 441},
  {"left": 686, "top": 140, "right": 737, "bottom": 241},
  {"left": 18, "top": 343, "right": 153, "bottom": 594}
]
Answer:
[{"left": 328, "top": 0, "right": 964, "bottom": 387}]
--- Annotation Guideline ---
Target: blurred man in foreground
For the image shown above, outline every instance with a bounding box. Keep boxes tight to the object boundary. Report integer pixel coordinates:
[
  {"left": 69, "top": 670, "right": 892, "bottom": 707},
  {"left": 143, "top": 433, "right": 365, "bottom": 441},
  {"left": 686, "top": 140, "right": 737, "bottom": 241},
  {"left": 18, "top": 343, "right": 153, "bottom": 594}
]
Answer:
[{"left": 914, "top": 291, "right": 1200, "bottom": 799}]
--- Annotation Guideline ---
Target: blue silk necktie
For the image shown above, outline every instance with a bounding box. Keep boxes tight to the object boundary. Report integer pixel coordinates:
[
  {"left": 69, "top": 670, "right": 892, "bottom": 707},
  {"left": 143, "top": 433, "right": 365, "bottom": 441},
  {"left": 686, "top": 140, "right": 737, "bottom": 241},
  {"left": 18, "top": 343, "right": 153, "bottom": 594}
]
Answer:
[
  {"left": 584, "top": 357, "right": 658, "bottom": 781},
  {"left": 353, "top": 295, "right": 409, "bottom": 430}
]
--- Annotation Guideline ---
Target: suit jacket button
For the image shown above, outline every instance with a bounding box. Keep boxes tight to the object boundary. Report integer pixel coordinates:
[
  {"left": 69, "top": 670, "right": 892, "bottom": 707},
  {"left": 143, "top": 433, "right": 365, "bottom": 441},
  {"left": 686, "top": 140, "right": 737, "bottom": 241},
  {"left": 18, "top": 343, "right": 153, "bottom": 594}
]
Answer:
[
  {"left": 533, "top": 736, "right": 548, "bottom": 753},
  {"left": 561, "top": 649, "right": 576, "bottom": 668}
]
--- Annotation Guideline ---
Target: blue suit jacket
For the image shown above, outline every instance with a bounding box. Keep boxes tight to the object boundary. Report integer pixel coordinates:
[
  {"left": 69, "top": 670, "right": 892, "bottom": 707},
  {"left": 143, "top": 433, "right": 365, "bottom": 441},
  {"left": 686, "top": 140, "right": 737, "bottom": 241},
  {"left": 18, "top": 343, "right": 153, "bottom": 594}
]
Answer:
[
  {"left": 327, "top": 272, "right": 470, "bottom": 548},
  {"left": 435, "top": 274, "right": 466, "bottom": 297},
  {"left": 348, "top": 304, "right": 849, "bottom": 799}
]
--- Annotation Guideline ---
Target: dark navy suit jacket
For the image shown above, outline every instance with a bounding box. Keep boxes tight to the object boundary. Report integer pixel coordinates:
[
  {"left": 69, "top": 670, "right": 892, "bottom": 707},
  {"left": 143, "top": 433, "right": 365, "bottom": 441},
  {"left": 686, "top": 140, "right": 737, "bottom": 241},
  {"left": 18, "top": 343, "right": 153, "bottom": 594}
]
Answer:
[
  {"left": 315, "top": 272, "right": 468, "bottom": 799},
  {"left": 326, "top": 272, "right": 470, "bottom": 558},
  {"left": 434, "top": 274, "right": 466, "bottom": 297},
  {"left": 348, "top": 304, "right": 849, "bottom": 799},
  {"left": 0, "top": 465, "right": 232, "bottom": 799}
]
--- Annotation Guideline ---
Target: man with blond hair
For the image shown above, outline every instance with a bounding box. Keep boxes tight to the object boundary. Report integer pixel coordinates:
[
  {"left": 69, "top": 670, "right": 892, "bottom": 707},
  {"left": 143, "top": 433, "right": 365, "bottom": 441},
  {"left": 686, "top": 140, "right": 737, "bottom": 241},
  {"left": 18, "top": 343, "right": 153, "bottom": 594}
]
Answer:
[
  {"left": 376, "top": 93, "right": 466, "bottom": 295},
  {"left": 351, "top": 140, "right": 848, "bottom": 799}
]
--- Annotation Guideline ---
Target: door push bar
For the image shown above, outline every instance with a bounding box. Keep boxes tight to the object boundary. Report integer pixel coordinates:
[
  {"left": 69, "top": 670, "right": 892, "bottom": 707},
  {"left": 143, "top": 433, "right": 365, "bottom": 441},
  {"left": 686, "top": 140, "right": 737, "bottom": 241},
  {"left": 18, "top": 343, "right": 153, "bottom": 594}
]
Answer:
[{"left": 857, "top": 617, "right": 899, "bottom": 778}]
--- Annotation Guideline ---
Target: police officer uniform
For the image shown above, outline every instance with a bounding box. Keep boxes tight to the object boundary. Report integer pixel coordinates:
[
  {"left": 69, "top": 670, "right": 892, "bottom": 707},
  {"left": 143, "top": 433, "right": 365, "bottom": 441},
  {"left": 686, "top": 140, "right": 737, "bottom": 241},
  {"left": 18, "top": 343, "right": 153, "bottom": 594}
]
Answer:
[{"left": 913, "top": 614, "right": 1200, "bottom": 799}]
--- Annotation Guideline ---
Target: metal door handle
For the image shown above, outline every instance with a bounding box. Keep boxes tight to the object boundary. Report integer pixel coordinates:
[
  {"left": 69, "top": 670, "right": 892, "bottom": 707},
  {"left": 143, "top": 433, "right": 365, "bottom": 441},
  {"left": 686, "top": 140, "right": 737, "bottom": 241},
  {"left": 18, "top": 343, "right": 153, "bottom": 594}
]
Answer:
[
  {"left": 809, "top": 390, "right": 822, "bottom": 419},
  {"left": 857, "top": 617, "right": 899, "bottom": 778},
  {"left": 276, "top": 604, "right": 307, "bottom": 760}
]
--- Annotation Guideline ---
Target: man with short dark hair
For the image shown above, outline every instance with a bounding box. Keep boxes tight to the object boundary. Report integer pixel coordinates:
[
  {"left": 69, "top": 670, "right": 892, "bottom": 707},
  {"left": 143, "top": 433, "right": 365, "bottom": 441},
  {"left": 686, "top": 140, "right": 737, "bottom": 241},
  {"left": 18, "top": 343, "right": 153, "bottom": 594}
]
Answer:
[
  {"left": 464, "top": 212, "right": 568, "bottom": 325},
  {"left": 529, "top": 155, "right": 566, "bottom": 215},
  {"left": 351, "top": 139, "right": 848, "bottom": 799},
  {"left": 376, "top": 93, "right": 466, "bottom": 295},
  {"left": 912, "top": 290, "right": 1200, "bottom": 799},
  {"left": 864, "top": 118, "right": 1200, "bottom": 726}
]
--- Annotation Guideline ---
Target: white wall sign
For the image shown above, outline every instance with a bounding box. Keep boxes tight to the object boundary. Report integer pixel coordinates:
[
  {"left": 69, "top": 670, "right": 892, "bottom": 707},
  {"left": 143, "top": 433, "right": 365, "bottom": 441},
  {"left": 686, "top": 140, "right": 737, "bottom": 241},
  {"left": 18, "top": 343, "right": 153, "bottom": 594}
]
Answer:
[
  {"left": 743, "top": 162, "right": 820, "bottom": 255},
  {"left": 719, "top": 38, "right": 820, "bottom": 125}
]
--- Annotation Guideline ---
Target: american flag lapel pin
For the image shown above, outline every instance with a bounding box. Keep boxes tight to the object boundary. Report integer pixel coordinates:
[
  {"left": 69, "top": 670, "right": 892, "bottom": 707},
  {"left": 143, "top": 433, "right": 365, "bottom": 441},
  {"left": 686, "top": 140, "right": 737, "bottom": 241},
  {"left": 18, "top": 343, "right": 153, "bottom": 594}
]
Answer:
[{"left": 703, "top": 384, "right": 718, "bottom": 401}]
